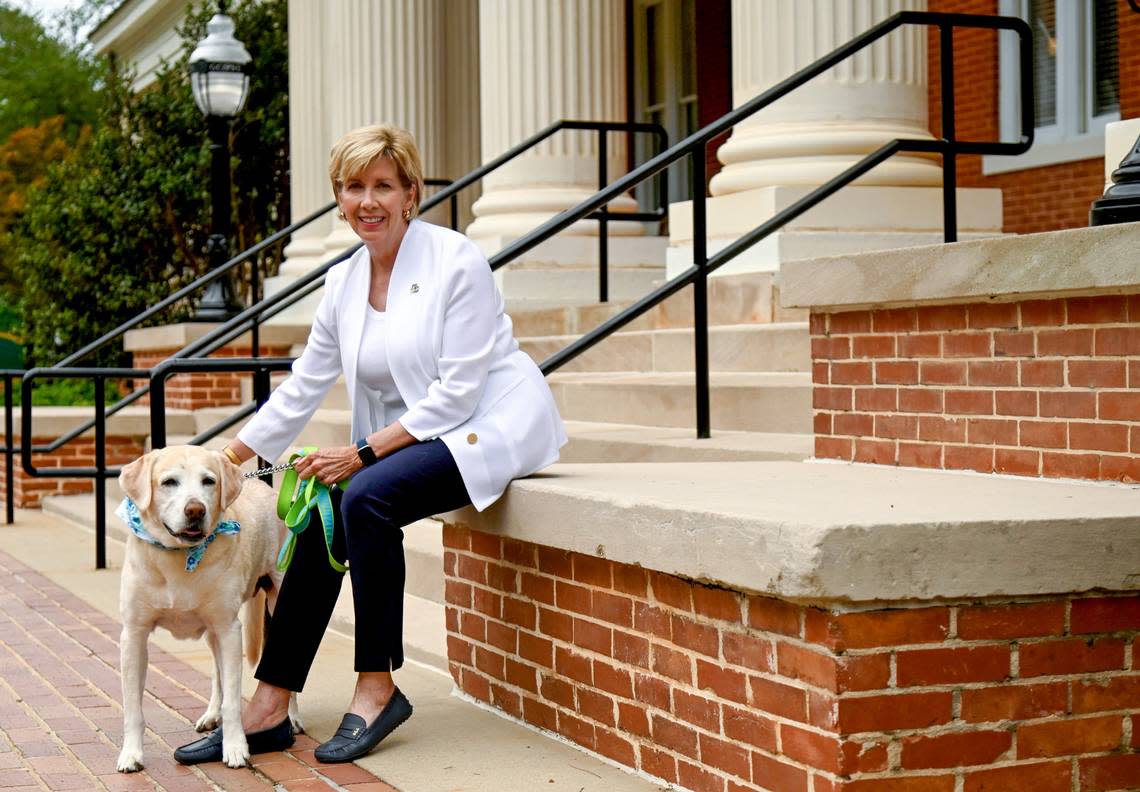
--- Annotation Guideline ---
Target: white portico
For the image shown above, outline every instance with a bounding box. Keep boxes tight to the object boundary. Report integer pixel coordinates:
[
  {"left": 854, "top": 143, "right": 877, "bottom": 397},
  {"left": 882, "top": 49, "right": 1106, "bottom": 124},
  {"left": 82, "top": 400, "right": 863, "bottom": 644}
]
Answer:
[
  {"left": 666, "top": 0, "right": 1003, "bottom": 279},
  {"left": 92, "top": 0, "right": 1008, "bottom": 303}
]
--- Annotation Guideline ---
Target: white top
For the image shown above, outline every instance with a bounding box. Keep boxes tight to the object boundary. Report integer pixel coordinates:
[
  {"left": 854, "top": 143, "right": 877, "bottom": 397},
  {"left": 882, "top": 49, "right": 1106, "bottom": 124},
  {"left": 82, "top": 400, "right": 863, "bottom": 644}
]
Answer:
[
  {"left": 237, "top": 220, "right": 567, "bottom": 511},
  {"left": 357, "top": 305, "right": 408, "bottom": 428}
]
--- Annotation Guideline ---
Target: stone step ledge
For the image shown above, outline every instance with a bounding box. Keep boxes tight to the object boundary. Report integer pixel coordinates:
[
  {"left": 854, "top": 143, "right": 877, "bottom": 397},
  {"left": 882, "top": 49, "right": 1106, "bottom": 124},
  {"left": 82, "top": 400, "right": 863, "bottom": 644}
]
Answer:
[
  {"left": 9, "top": 406, "right": 196, "bottom": 439},
  {"left": 442, "top": 460, "right": 1140, "bottom": 605}
]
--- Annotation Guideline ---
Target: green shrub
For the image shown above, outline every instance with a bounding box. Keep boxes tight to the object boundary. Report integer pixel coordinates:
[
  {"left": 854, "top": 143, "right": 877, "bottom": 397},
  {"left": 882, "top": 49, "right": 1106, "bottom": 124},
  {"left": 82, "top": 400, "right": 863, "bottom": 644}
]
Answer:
[{"left": 9, "top": 0, "right": 289, "bottom": 368}]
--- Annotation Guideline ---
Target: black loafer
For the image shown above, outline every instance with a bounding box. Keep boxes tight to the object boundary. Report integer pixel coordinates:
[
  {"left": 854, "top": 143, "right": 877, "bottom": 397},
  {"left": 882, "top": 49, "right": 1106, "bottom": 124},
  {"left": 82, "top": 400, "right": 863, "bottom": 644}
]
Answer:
[
  {"left": 314, "top": 688, "right": 413, "bottom": 763},
  {"left": 173, "top": 716, "right": 294, "bottom": 765}
]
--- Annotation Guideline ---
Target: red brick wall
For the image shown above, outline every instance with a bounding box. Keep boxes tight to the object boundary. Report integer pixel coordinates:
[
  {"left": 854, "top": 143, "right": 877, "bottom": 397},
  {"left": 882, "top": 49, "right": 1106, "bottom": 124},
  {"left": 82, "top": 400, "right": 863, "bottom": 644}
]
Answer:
[
  {"left": 811, "top": 295, "right": 1140, "bottom": 482},
  {"left": 443, "top": 525, "right": 1140, "bottom": 791},
  {"left": 130, "top": 345, "right": 291, "bottom": 410},
  {"left": 0, "top": 436, "right": 145, "bottom": 508},
  {"left": 927, "top": 0, "right": 1138, "bottom": 234}
]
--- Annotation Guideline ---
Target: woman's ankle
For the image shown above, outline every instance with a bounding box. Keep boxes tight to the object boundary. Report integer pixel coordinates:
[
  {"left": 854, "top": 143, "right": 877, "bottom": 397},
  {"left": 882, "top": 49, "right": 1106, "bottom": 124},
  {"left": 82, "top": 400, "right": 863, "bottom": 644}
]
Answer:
[{"left": 244, "top": 683, "right": 291, "bottom": 730}]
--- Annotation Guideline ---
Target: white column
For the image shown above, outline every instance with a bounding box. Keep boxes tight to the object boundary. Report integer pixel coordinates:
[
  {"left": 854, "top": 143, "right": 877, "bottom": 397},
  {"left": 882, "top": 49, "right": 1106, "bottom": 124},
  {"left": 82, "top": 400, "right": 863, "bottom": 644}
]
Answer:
[
  {"left": 709, "top": 0, "right": 939, "bottom": 196},
  {"left": 322, "top": 0, "right": 447, "bottom": 253},
  {"left": 278, "top": 0, "right": 328, "bottom": 278},
  {"left": 466, "top": 0, "right": 636, "bottom": 246}
]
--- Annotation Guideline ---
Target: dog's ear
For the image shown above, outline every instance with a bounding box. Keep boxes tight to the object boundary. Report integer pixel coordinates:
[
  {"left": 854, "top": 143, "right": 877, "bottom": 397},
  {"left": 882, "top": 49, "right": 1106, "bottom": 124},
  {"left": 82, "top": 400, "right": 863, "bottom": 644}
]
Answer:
[
  {"left": 217, "top": 450, "right": 244, "bottom": 511},
  {"left": 119, "top": 451, "right": 156, "bottom": 512}
]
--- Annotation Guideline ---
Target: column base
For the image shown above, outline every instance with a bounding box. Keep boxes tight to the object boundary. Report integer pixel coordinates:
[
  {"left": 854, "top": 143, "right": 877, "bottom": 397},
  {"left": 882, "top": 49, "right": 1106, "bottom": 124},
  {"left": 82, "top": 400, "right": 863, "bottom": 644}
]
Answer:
[
  {"left": 466, "top": 187, "right": 641, "bottom": 246},
  {"left": 474, "top": 235, "right": 668, "bottom": 310}
]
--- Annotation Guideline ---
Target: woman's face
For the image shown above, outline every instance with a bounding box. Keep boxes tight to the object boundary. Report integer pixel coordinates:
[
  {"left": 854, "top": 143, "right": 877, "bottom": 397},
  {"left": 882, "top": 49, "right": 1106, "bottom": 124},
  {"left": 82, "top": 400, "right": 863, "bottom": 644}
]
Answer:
[{"left": 337, "top": 156, "right": 416, "bottom": 252}]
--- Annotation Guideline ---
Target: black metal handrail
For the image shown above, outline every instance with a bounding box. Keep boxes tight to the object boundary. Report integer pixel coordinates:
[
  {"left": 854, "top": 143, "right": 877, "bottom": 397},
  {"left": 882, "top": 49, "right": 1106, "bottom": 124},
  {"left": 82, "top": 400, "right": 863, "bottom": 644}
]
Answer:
[
  {"left": 138, "top": 120, "right": 668, "bottom": 364},
  {"left": 18, "top": 120, "right": 666, "bottom": 463},
  {"left": 17, "top": 367, "right": 146, "bottom": 568},
  {"left": 11, "top": 14, "right": 1034, "bottom": 570},
  {"left": 518, "top": 11, "right": 1033, "bottom": 438},
  {"left": 9, "top": 121, "right": 667, "bottom": 565},
  {"left": 17, "top": 360, "right": 293, "bottom": 568}
]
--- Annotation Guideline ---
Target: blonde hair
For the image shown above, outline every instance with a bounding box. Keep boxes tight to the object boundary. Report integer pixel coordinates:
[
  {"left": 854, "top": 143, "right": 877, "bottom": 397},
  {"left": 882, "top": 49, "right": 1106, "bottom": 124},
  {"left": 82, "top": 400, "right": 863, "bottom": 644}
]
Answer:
[{"left": 328, "top": 124, "right": 425, "bottom": 219}]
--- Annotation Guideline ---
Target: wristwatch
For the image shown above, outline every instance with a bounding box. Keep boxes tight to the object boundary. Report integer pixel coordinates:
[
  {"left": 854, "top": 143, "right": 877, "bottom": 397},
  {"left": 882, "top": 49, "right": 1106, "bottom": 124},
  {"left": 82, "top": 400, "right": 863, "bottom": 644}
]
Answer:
[{"left": 356, "top": 438, "right": 378, "bottom": 467}]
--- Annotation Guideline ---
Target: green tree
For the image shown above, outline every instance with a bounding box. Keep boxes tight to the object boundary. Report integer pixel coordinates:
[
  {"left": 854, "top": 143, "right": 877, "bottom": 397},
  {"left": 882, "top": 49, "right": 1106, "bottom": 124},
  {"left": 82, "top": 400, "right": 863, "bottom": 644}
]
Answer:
[
  {"left": 10, "top": 0, "right": 289, "bottom": 368},
  {"left": 0, "top": 3, "right": 102, "bottom": 142}
]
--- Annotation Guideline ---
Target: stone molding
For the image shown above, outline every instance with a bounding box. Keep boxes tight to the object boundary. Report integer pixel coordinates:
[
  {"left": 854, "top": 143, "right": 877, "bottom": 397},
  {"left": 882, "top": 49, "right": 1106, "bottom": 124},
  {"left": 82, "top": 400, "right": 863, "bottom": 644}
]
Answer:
[
  {"left": 442, "top": 460, "right": 1140, "bottom": 605},
  {"left": 779, "top": 222, "right": 1140, "bottom": 311}
]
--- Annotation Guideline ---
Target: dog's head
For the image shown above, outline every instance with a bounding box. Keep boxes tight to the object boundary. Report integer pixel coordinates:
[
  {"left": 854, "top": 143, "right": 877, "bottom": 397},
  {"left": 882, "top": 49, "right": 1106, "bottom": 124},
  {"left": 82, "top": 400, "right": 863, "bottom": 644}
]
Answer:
[{"left": 119, "top": 446, "right": 244, "bottom": 548}]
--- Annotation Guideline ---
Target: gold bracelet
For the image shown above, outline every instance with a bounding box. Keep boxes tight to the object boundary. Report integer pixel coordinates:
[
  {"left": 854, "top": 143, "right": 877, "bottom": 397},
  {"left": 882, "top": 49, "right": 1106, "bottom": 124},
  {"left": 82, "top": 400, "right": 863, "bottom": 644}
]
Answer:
[{"left": 221, "top": 446, "right": 241, "bottom": 466}]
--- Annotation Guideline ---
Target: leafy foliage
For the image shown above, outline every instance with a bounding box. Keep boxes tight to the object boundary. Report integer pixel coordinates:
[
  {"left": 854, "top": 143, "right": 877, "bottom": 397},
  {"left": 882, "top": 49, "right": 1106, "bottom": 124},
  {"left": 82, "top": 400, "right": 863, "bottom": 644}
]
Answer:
[
  {"left": 8, "top": 0, "right": 289, "bottom": 370},
  {"left": 0, "top": 3, "right": 102, "bottom": 142}
]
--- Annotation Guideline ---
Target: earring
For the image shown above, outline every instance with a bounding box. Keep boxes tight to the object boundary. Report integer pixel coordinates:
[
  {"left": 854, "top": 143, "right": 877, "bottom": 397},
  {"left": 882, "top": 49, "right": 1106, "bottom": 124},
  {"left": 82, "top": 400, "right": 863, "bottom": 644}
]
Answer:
[
  {"left": 337, "top": 210, "right": 346, "bottom": 221},
  {"left": 402, "top": 208, "right": 411, "bottom": 221}
]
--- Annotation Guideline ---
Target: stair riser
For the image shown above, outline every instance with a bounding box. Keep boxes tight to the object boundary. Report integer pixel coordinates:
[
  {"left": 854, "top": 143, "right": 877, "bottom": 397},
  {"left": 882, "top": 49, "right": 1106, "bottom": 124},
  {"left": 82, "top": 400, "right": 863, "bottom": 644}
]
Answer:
[
  {"left": 520, "top": 327, "right": 810, "bottom": 373},
  {"left": 499, "top": 268, "right": 663, "bottom": 306},
  {"left": 549, "top": 382, "right": 813, "bottom": 433},
  {"left": 507, "top": 272, "right": 806, "bottom": 336},
  {"left": 559, "top": 435, "right": 809, "bottom": 463}
]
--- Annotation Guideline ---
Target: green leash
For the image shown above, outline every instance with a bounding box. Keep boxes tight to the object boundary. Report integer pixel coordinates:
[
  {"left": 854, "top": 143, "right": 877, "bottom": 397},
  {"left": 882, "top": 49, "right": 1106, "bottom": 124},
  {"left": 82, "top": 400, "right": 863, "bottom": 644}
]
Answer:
[{"left": 275, "top": 447, "right": 349, "bottom": 572}]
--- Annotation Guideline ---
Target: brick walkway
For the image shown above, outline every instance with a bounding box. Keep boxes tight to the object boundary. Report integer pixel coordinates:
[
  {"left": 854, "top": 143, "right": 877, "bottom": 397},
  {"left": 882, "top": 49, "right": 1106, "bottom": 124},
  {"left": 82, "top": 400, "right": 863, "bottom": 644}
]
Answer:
[{"left": 0, "top": 547, "right": 397, "bottom": 792}]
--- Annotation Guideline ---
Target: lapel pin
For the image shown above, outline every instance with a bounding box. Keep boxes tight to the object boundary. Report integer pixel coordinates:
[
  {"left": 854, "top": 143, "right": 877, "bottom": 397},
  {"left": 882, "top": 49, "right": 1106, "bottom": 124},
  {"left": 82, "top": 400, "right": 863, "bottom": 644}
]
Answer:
[{"left": 410, "top": 283, "right": 420, "bottom": 294}]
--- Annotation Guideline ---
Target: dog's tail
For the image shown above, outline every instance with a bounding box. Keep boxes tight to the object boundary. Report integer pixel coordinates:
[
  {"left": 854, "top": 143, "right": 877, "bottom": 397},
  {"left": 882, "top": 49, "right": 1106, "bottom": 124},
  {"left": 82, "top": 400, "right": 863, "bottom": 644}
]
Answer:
[{"left": 243, "top": 588, "right": 267, "bottom": 666}]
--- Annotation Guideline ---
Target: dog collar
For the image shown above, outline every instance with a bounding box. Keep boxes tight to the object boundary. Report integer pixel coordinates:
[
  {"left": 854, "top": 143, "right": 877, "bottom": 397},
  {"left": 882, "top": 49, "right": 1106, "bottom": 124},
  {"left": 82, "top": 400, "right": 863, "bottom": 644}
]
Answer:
[{"left": 115, "top": 497, "right": 240, "bottom": 572}]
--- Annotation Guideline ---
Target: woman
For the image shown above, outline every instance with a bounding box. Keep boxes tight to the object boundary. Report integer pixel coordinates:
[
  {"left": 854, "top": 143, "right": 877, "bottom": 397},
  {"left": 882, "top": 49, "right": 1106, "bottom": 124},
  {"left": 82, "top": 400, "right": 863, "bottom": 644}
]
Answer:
[{"left": 173, "top": 124, "right": 566, "bottom": 765}]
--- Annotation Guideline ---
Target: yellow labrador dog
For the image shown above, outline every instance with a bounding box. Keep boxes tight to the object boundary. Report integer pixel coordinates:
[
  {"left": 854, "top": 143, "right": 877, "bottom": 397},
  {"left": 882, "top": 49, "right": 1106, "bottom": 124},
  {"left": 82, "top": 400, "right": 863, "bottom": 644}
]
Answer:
[{"left": 114, "top": 446, "right": 299, "bottom": 772}]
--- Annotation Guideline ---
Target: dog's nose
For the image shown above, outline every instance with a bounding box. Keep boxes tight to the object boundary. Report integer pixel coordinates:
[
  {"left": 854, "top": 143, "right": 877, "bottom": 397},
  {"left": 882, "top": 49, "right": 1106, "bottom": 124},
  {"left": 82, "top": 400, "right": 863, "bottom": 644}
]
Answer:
[{"left": 184, "top": 501, "right": 205, "bottom": 522}]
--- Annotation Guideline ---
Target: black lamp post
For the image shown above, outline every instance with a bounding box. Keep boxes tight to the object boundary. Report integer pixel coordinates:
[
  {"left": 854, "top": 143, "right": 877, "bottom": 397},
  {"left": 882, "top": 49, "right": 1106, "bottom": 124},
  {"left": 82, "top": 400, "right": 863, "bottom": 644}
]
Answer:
[
  {"left": 1089, "top": 0, "right": 1140, "bottom": 226},
  {"left": 189, "top": 4, "right": 251, "bottom": 321}
]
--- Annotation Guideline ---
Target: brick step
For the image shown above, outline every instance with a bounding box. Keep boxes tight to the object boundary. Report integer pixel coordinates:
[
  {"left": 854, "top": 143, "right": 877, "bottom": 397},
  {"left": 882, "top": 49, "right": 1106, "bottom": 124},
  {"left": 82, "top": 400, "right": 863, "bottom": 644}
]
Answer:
[
  {"left": 547, "top": 371, "right": 813, "bottom": 433},
  {"left": 520, "top": 322, "right": 810, "bottom": 373}
]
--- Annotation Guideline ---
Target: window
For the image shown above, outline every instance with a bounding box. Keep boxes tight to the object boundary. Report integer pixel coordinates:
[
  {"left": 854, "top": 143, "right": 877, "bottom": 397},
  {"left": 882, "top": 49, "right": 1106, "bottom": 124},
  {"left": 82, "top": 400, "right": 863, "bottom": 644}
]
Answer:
[{"left": 986, "top": 0, "right": 1119, "bottom": 174}]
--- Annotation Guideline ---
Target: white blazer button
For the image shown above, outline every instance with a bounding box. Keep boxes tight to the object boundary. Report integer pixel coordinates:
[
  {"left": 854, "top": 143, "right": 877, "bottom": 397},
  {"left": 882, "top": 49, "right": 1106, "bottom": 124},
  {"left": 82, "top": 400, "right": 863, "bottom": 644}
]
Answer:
[{"left": 467, "top": 433, "right": 478, "bottom": 444}]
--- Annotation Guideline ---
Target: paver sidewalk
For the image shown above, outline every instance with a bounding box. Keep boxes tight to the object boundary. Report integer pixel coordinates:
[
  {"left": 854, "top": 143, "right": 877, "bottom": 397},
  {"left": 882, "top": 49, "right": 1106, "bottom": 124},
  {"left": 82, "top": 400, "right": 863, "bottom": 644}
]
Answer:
[
  {"left": 0, "top": 510, "right": 664, "bottom": 792},
  {"left": 0, "top": 545, "right": 397, "bottom": 792}
]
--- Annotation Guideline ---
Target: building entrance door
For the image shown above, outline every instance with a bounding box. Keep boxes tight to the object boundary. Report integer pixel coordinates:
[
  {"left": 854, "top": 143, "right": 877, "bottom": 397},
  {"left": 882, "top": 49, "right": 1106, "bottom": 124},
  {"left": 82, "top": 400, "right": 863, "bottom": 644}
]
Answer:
[{"left": 633, "top": 0, "right": 698, "bottom": 210}]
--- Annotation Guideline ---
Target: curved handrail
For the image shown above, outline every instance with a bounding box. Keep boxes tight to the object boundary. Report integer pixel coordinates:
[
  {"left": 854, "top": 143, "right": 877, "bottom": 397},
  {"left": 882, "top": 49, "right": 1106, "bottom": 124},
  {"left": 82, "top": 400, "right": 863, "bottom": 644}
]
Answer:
[
  {"left": 156, "top": 11, "right": 1034, "bottom": 434},
  {"left": 490, "top": 11, "right": 1031, "bottom": 271},
  {"left": 24, "top": 120, "right": 666, "bottom": 453}
]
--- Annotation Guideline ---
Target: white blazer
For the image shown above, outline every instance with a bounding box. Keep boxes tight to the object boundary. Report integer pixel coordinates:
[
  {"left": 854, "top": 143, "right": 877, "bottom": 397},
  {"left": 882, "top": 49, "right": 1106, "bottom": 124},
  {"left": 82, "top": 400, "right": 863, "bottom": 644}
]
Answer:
[{"left": 237, "top": 220, "right": 567, "bottom": 511}]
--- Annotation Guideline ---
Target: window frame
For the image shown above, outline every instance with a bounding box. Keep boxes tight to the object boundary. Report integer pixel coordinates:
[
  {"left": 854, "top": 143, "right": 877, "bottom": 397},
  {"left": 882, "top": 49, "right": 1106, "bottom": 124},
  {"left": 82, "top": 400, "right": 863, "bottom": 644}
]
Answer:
[{"left": 985, "top": 0, "right": 1119, "bottom": 175}]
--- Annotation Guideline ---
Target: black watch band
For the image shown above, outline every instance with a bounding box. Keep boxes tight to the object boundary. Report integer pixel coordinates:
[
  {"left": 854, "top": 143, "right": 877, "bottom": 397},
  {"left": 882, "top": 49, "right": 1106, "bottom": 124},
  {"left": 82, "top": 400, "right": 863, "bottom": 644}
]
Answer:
[{"left": 356, "top": 438, "right": 378, "bottom": 467}]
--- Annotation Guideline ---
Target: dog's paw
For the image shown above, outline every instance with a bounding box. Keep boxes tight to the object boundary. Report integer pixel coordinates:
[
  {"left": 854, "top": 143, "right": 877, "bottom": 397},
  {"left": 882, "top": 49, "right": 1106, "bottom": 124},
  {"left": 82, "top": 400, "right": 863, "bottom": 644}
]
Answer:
[
  {"left": 116, "top": 748, "right": 144, "bottom": 773},
  {"left": 195, "top": 711, "right": 221, "bottom": 732},
  {"left": 289, "top": 713, "right": 305, "bottom": 735},
  {"left": 222, "top": 739, "right": 249, "bottom": 769}
]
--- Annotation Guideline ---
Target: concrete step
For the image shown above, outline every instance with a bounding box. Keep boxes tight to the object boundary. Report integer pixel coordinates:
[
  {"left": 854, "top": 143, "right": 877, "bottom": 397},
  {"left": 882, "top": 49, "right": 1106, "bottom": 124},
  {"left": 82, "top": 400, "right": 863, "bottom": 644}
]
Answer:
[
  {"left": 238, "top": 371, "right": 350, "bottom": 413},
  {"left": 547, "top": 371, "right": 813, "bottom": 433},
  {"left": 260, "top": 407, "right": 816, "bottom": 462},
  {"left": 331, "top": 584, "right": 447, "bottom": 672},
  {"left": 507, "top": 271, "right": 795, "bottom": 337},
  {"left": 520, "top": 321, "right": 810, "bottom": 373},
  {"left": 498, "top": 264, "right": 664, "bottom": 307},
  {"left": 559, "top": 420, "right": 813, "bottom": 463}
]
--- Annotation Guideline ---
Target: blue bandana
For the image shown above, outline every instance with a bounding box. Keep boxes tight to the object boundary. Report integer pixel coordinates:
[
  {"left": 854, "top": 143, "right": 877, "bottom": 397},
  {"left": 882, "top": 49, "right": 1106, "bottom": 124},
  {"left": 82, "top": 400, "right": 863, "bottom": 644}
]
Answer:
[{"left": 115, "top": 497, "right": 240, "bottom": 572}]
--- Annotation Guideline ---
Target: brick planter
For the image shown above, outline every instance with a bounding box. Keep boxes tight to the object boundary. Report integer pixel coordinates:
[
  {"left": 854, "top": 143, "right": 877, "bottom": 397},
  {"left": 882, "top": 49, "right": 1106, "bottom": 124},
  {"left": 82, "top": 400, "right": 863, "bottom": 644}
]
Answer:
[
  {"left": 443, "top": 525, "right": 1140, "bottom": 791},
  {"left": 0, "top": 435, "right": 145, "bottom": 508},
  {"left": 131, "top": 343, "right": 292, "bottom": 410},
  {"left": 810, "top": 294, "right": 1140, "bottom": 483}
]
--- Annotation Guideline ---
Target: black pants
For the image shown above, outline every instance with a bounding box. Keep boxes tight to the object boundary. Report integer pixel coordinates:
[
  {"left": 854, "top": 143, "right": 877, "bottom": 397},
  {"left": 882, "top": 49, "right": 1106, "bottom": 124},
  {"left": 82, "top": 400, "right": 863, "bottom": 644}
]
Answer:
[{"left": 255, "top": 438, "right": 472, "bottom": 691}]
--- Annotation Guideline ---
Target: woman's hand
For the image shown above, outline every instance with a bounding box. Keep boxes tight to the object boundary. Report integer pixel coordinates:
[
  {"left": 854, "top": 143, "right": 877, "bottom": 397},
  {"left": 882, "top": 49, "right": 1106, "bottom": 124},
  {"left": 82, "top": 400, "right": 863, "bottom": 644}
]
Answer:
[{"left": 293, "top": 445, "right": 362, "bottom": 485}]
